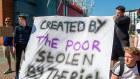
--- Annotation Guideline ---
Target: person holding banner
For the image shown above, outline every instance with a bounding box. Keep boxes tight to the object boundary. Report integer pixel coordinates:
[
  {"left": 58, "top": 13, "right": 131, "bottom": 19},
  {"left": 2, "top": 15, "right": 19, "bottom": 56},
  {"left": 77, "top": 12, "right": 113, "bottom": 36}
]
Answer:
[
  {"left": 134, "top": 9, "right": 140, "bottom": 50},
  {"left": 13, "top": 15, "right": 32, "bottom": 79},
  {"left": 111, "top": 47, "right": 140, "bottom": 79},
  {"left": 2, "top": 17, "right": 15, "bottom": 74},
  {"left": 111, "top": 6, "right": 130, "bottom": 70}
]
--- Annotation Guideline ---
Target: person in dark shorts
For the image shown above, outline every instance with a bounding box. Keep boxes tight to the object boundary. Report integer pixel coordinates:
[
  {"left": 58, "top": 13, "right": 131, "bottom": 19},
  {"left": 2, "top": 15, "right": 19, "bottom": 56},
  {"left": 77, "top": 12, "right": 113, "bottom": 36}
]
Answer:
[{"left": 110, "top": 6, "right": 130, "bottom": 70}]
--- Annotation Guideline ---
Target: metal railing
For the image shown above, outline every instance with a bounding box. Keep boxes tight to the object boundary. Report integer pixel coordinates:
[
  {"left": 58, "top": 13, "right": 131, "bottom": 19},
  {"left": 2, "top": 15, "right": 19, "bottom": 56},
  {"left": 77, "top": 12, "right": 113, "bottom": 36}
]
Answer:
[{"left": 57, "top": 0, "right": 94, "bottom": 16}]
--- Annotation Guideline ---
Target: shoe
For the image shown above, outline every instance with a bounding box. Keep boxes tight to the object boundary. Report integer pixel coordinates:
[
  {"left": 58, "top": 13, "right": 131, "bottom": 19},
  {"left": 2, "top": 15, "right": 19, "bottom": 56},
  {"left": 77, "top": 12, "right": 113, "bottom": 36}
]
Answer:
[
  {"left": 15, "top": 75, "right": 19, "bottom": 79},
  {"left": 3, "top": 68, "right": 12, "bottom": 74}
]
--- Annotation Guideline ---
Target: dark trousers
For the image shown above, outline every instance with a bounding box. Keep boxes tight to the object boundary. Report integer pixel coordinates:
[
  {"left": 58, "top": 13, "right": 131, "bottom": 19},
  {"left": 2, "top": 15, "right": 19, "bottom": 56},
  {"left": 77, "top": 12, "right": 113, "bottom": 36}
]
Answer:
[
  {"left": 111, "top": 45, "right": 124, "bottom": 60},
  {"left": 15, "top": 43, "right": 27, "bottom": 75}
]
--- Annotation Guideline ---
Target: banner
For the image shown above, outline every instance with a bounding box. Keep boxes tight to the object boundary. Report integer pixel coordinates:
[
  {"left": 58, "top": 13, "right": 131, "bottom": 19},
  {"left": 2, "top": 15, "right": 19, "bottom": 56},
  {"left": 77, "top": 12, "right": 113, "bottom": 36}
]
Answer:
[{"left": 19, "top": 16, "right": 114, "bottom": 79}]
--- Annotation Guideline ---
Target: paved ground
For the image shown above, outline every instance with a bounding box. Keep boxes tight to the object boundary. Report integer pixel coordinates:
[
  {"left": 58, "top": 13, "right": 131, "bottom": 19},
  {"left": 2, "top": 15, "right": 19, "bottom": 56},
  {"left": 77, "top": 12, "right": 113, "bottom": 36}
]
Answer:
[
  {"left": 0, "top": 61, "right": 15, "bottom": 79},
  {"left": 0, "top": 46, "right": 15, "bottom": 79},
  {"left": 0, "top": 46, "right": 23, "bottom": 79},
  {"left": 0, "top": 37, "right": 134, "bottom": 79}
]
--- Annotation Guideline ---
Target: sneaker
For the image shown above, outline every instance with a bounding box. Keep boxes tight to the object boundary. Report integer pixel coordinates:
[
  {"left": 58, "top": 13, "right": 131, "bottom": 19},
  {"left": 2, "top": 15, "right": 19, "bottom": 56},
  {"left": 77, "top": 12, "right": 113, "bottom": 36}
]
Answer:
[{"left": 3, "top": 68, "right": 12, "bottom": 74}]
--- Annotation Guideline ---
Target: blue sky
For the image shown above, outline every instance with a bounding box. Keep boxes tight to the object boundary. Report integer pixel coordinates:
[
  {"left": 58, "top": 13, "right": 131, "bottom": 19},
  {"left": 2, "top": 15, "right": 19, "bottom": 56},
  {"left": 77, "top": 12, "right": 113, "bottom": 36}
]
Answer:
[{"left": 91, "top": 0, "right": 140, "bottom": 16}]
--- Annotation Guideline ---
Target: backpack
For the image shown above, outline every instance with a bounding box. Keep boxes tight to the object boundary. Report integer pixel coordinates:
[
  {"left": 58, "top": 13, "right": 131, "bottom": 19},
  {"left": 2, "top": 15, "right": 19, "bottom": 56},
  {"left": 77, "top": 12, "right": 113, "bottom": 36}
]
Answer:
[{"left": 119, "top": 57, "right": 140, "bottom": 76}]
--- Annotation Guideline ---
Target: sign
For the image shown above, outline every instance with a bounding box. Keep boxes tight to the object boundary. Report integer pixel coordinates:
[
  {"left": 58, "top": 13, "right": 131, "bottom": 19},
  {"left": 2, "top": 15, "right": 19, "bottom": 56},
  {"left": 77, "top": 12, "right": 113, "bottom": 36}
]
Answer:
[
  {"left": 19, "top": 16, "right": 114, "bottom": 79},
  {"left": 0, "top": 26, "right": 13, "bottom": 37}
]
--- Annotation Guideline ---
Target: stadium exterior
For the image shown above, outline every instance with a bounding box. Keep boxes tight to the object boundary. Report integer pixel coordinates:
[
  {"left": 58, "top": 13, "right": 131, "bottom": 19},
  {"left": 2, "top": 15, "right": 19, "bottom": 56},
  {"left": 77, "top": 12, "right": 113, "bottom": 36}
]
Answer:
[{"left": 0, "top": 0, "right": 87, "bottom": 45}]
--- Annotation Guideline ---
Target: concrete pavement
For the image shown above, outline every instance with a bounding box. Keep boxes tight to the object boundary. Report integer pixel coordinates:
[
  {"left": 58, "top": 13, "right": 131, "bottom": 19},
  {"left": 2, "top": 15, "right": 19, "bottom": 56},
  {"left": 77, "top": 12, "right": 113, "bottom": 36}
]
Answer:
[
  {"left": 0, "top": 46, "right": 15, "bottom": 79},
  {"left": 0, "top": 61, "right": 15, "bottom": 79}
]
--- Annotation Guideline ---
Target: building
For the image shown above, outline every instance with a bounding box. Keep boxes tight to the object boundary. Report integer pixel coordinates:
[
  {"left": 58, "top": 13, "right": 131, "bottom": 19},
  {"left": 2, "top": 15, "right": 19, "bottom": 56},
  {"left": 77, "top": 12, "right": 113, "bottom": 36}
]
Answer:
[
  {"left": 125, "top": 8, "right": 140, "bottom": 32},
  {"left": 13, "top": 0, "right": 87, "bottom": 26},
  {"left": 0, "top": 0, "right": 88, "bottom": 45},
  {"left": 0, "top": 0, "right": 13, "bottom": 26}
]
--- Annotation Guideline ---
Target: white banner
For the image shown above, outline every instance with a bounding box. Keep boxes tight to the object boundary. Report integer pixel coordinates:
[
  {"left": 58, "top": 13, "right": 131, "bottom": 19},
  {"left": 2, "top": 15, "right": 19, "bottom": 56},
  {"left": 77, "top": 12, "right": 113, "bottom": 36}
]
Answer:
[{"left": 19, "top": 16, "right": 114, "bottom": 79}]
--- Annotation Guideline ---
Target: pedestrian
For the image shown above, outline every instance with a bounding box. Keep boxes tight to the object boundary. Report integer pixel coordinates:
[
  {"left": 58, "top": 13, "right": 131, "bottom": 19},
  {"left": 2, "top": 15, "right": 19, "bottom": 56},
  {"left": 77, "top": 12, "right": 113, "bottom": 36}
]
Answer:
[
  {"left": 134, "top": 8, "right": 140, "bottom": 50},
  {"left": 3, "top": 17, "right": 15, "bottom": 74},
  {"left": 13, "top": 15, "right": 32, "bottom": 79},
  {"left": 111, "top": 6, "right": 130, "bottom": 70},
  {"left": 111, "top": 47, "right": 140, "bottom": 79}
]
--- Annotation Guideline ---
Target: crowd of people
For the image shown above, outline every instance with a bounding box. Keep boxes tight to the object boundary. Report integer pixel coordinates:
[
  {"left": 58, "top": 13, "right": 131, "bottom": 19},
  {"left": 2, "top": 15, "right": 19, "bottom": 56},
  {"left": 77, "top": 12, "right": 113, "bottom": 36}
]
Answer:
[{"left": 0, "top": 6, "right": 140, "bottom": 79}]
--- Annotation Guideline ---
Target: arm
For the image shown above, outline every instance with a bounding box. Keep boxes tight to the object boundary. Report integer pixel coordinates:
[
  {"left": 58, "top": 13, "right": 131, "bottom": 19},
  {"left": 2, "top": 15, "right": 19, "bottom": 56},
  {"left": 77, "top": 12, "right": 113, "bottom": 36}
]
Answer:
[
  {"left": 134, "top": 34, "right": 138, "bottom": 47},
  {"left": 13, "top": 47, "right": 16, "bottom": 53},
  {"left": 111, "top": 62, "right": 120, "bottom": 79},
  {"left": 115, "top": 16, "right": 130, "bottom": 26},
  {"left": 13, "top": 27, "right": 18, "bottom": 53},
  {"left": 0, "top": 36, "right": 3, "bottom": 45},
  {"left": 111, "top": 74, "right": 119, "bottom": 79}
]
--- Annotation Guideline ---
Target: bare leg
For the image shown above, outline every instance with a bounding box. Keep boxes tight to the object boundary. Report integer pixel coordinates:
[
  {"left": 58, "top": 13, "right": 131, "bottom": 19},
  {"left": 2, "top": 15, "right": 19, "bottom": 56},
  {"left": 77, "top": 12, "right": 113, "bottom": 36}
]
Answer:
[
  {"left": 110, "top": 60, "right": 118, "bottom": 70},
  {"left": 7, "top": 56, "right": 11, "bottom": 69}
]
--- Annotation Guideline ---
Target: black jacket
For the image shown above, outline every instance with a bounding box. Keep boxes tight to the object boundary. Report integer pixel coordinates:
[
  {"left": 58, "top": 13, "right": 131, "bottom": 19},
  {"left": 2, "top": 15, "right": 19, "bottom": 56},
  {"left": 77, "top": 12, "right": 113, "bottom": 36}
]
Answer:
[
  {"left": 13, "top": 25, "right": 32, "bottom": 47},
  {"left": 113, "top": 16, "right": 130, "bottom": 47}
]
